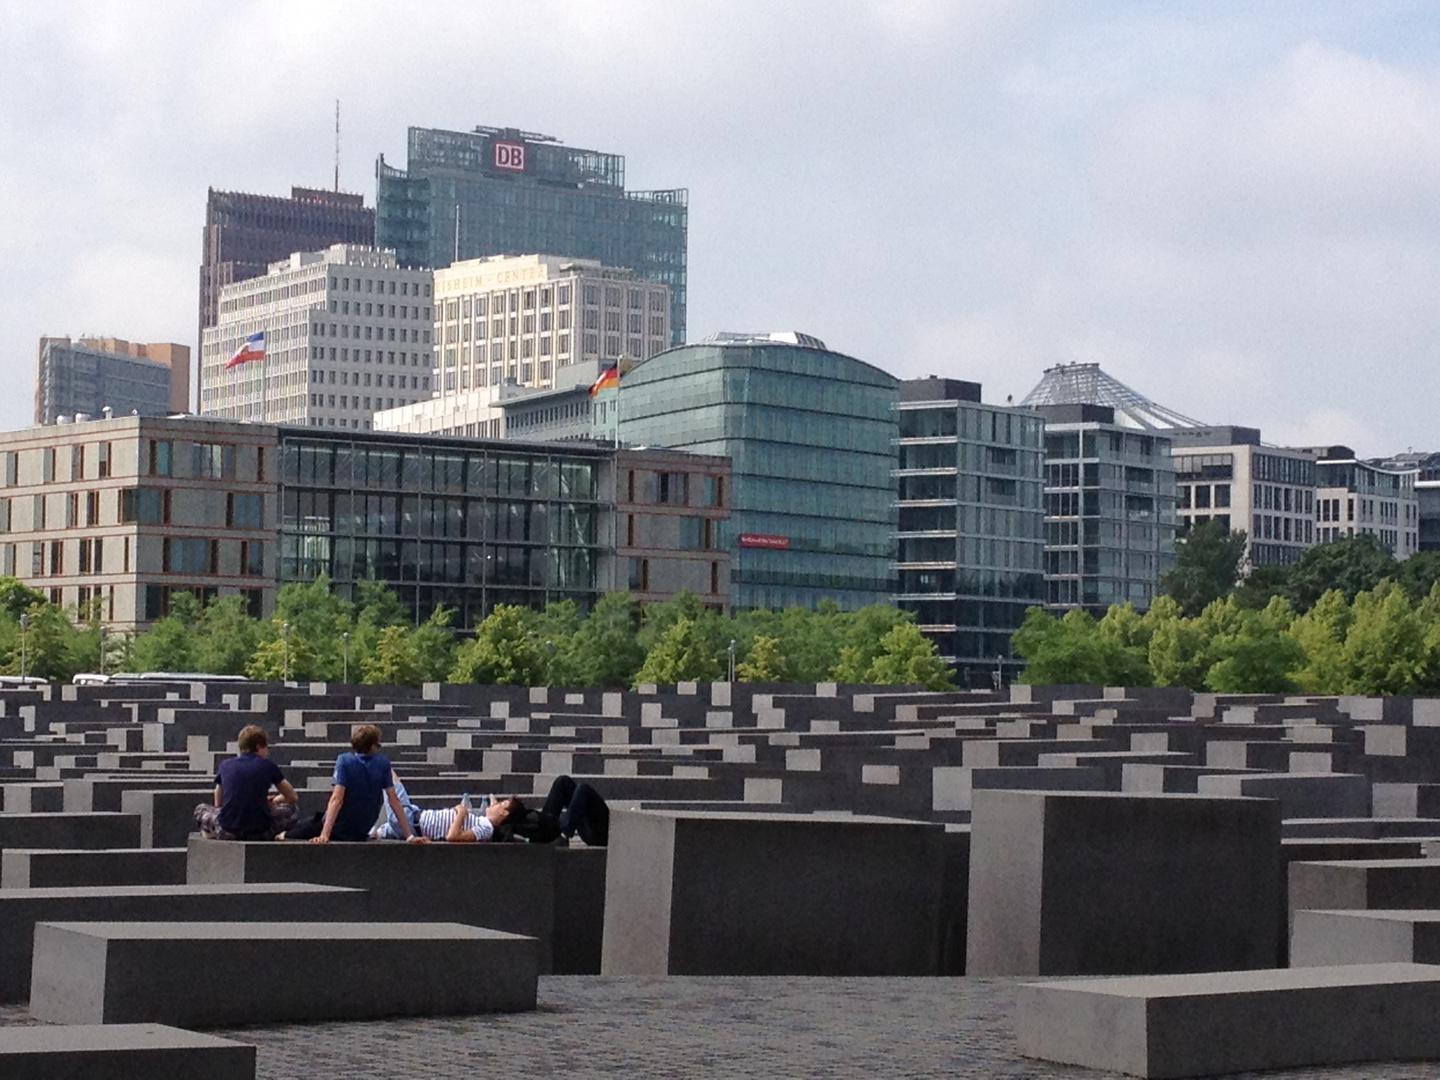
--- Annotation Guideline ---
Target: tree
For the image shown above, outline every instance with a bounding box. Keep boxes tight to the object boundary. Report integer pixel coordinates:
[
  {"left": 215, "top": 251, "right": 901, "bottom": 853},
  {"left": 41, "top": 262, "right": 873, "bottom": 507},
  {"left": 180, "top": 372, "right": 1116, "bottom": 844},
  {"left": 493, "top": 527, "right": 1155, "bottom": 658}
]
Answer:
[
  {"left": 830, "top": 605, "right": 912, "bottom": 682},
  {"left": 559, "top": 592, "right": 646, "bottom": 687},
  {"left": 1162, "top": 520, "right": 1247, "bottom": 617},
  {"left": 737, "top": 635, "right": 789, "bottom": 682},
  {"left": 450, "top": 605, "right": 547, "bottom": 685},
  {"left": 246, "top": 622, "right": 318, "bottom": 681},
  {"left": 131, "top": 613, "right": 197, "bottom": 673},
  {"left": 362, "top": 625, "right": 423, "bottom": 686},
  {"left": 633, "top": 616, "right": 723, "bottom": 686},
  {"left": 17, "top": 603, "right": 84, "bottom": 682},
  {"left": 1282, "top": 588, "right": 1350, "bottom": 693},
  {"left": 779, "top": 601, "right": 847, "bottom": 683},
  {"left": 1285, "top": 535, "right": 1398, "bottom": 612},
  {"left": 1147, "top": 605, "right": 1212, "bottom": 689},
  {"left": 1012, "top": 607, "right": 1149, "bottom": 686},
  {"left": 1342, "top": 581, "right": 1432, "bottom": 695},
  {"left": 1232, "top": 563, "right": 1290, "bottom": 610},
  {"left": 1204, "top": 607, "right": 1305, "bottom": 693},
  {"left": 862, "top": 622, "right": 956, "bottom": 690},
  {"left": 195, "top": 595, "right": 261, "bottom": 675},
  {"left": 1398, "top": 551, "right": 1440, "bottom": 605},
  {"left": 270, "top": 575, "right": 353, "bottom": 680},
  {"left": 409, "top": 606, "right": 456, "bottom": 684}
]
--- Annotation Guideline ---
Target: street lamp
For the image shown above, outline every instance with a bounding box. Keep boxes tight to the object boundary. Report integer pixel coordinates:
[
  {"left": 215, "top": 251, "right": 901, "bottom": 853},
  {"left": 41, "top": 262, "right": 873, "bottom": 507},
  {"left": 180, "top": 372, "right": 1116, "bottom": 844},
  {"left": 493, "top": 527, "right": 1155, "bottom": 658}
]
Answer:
[
  {"left": 728, "top": 638, "right": 737, "bottom": 684},
  {"left": 98, "top": 625, "right": 107, "bottom": 677},
  {"left": 342, "top": 631, "right": 350, "bottom": 684},
  {"left": 18, "top": 612, "right": 29, "bottom": 680},
  {"left": 282, "top": 621, "right": 292, "bottom": 682}
]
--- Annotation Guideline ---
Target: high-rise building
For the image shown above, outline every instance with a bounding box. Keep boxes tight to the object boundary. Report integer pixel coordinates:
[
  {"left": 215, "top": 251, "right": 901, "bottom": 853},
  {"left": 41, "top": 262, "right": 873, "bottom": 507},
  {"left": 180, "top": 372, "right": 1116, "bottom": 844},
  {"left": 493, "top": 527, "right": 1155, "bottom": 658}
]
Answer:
[
  {"left": 376, "top": 126, "right": 687, "bottom": 344},
  {"left": 1022, "top": 364, "right": 1188, "bottom": 614},
  {"left": 199, "top": 186, "right": 375, "bottom": 345},
  {"left": 1170, "top": 426, "right": 1317, "bottom": 567},
  {"left": 894, "top": 377, "right": 1045, "bottom": 686},
  {"left": 617, "top": 332, "right": 898, "bottom": 611},
  {"left": 198, "top": 245, "right": 433, "bottom": 429},
  {"left": 35, "top": 337, "right": 190, "bottom": 424}
]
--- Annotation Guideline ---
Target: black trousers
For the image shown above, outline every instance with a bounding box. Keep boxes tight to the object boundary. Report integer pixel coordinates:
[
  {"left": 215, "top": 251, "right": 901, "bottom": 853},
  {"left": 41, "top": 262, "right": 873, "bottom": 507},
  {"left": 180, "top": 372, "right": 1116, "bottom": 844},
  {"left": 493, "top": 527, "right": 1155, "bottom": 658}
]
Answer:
[{"left": 542, "top": 774, "right": 610, "bottom": 846}]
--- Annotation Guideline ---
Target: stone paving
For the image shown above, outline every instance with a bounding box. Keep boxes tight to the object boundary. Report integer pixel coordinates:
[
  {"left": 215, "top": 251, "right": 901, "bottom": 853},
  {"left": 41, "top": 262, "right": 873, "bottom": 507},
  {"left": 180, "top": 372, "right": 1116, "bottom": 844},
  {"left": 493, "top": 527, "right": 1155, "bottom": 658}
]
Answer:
[{"left": 8, "top": 976, "right": 1440, "bottom": 1079}]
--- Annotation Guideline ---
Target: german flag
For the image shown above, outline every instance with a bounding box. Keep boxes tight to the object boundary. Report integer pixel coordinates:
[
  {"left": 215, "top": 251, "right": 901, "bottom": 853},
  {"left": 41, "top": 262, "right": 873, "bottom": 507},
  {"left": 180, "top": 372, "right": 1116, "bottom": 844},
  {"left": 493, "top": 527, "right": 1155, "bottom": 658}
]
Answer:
[{"left": 588, "top": 364, "right": 620, "bottom": 396}]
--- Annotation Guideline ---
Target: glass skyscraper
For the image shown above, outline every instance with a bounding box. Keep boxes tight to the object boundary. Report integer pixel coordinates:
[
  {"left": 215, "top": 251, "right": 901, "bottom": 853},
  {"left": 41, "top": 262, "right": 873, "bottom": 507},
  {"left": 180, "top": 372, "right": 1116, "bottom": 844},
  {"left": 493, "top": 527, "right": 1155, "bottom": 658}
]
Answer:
[
  {"left": 617, "top": 333, "right": 898, "bottom": 610},
  {"left": 894, "top": 378, "right": 1045, "bottom": 685},
  {"left": 376, "top": 126, "right": 687, "bottom": 345}
]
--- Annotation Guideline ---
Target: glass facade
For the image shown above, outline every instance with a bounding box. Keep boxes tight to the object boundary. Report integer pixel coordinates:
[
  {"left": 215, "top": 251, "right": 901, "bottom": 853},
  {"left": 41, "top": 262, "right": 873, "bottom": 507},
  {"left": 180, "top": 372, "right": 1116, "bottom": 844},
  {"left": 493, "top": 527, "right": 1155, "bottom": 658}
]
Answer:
[
  {"left": 618, "top": 340, "right": 898, "bottom": 610},
  {"left": 894, "top": 393, "right": 1045, "bottom": 685},
  {"left": 1041, "top": 420, "right": 1177, "bottom": 614},
  {"left": 277, "top": 430, "right": 605, "bottom": 628},
  {"left": 376, "top": 127, "right": 688, "bottom": 345}
]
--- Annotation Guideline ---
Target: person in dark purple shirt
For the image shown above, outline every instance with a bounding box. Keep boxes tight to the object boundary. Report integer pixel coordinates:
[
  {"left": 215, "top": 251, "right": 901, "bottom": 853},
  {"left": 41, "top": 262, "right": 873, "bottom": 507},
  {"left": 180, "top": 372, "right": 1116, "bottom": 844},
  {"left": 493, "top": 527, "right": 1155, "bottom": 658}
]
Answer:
[{"left": 194, "top": 725, "right": 298, "bottom": 841}]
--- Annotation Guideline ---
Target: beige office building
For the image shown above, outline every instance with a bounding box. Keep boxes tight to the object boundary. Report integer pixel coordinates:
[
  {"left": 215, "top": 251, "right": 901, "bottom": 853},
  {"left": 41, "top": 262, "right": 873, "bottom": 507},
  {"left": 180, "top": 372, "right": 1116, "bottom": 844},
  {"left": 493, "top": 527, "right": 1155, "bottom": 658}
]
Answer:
[
  {"left": 199, "top": 244, "right": 433, "bottom": 430},
  {"left": 0, "top": 415, "right": 278, "bottom": 625}
]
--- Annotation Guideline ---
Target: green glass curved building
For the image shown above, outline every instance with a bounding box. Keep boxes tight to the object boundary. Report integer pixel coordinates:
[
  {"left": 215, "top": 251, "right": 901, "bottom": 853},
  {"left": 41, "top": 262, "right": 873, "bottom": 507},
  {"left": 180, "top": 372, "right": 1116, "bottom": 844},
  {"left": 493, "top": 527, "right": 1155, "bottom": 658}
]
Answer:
[{"left": 617, "top": 333, "right": 899, "bottom": 610}]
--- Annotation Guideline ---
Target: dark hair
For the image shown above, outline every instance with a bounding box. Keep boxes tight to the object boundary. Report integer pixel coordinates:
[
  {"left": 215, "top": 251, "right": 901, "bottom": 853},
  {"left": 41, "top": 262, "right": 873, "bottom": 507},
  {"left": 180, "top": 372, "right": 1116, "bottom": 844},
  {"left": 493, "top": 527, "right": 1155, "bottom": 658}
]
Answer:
[
  {"left": 351, "top": 723, "right": 382, "bottom": 755},
  {"left": 237, "top": 725, "right": 268, "bottom": 753},
  {"left": 497, "top": 796, "right": 525, "bottom": 824}
]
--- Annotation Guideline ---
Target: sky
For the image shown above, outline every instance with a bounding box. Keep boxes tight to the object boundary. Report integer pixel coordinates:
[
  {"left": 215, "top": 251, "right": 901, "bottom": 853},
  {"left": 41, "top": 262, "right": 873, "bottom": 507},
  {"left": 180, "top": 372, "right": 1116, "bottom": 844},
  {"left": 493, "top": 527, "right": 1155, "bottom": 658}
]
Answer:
[{"left": 3, "top": 1, "right": 1440, "bottom": 455}]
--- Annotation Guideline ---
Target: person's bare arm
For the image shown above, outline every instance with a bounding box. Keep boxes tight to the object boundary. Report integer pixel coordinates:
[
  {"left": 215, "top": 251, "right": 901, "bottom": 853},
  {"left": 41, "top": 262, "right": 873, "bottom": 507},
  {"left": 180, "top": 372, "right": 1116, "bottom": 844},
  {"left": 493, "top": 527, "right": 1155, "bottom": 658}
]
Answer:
[
  {"left": 213, "top": 784, "right": 223, "bottom": 808},
  {"left": 271, "top": 779, "right": 298, "bottom": 805},
  {"left": 445, "top": 804, "right": 477, "bottom": 843},
  {"left": 386, "top": 787, "right": 427, "bottom": 843},
  {"left": 312, "top": 784, "right": 346, "bottom": 844}
]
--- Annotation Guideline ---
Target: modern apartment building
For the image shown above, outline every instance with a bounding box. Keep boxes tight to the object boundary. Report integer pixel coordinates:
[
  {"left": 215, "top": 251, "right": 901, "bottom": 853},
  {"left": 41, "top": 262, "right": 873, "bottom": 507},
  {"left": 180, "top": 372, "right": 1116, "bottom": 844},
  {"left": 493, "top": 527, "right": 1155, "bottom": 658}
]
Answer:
[
  {"left": 198, "top": 245, "right": 433, "bottom": 429},
  {"left": 376, "top": 126, "right": 687, "bottom": 343},
  {"left": 618, "top": 332, "right": 898, "bottom": 611},
  {"left": 1033, "top": 404, "right": 1177, "bottom": 613},
  {"left": 0, "top": 415, "right": 729, "bottom": 629},
  {"left": 1170, "top": 426, "right": 1317, "bottom": 567},
  {"left": 35, "top": 337, "right": 190, "bottom": 425},
  {"left": 200, "top": 186, "right": 375, "bottom": 346},
  {"left": 1304, "top": 446, "right": 1418, "bottom": 557},
  {"left": 893, "top": 377, "right": 1045, "bottom": 685},
  {"left": 0, "top": 416, "right": 276, "bottom": 624}
]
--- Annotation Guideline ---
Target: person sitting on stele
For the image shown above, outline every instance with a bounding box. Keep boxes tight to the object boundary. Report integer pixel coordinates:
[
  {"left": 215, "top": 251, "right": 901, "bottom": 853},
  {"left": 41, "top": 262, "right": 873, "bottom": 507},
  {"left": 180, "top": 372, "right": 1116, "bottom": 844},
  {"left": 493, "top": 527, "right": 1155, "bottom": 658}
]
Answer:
[
  {"left": 371, "top": 774, "right": 524, "bottom": 842},
  {"left": 310, "top": 723, "right": 423, "bottom": 844},
  {"left": 194, "top": 724, "right": 298, "bottom": 841}
]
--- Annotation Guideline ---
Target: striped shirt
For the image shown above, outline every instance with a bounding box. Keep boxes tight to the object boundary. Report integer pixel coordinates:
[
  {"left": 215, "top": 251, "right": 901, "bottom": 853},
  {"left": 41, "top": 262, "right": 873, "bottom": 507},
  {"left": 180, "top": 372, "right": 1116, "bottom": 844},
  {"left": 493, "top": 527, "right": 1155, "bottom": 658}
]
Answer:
[{"left": 414, "top": 808, "right": 494, "bottom": 842}]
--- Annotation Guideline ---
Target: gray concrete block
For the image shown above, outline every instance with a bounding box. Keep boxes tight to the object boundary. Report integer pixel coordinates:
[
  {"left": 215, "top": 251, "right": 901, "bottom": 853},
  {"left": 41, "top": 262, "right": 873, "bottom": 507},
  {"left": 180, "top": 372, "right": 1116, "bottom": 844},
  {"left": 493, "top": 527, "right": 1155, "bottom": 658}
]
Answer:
[
  {"left": 967, "top": 790, "right": 1282, "bottom": 976},
  {"left": 1288, "top": 859, "right": 1440, "bottom": 936},
  {"left": 1292, "top": 909, "right": 1440, "bottom": 966},
  {"left": 30, "top": 921, "right": 537, "bottom": 1026},
  {"left": 120, "top": 789, "right": 210, "bottom": 848},
  {"left": 1196, "top": 771, "right": 1370, "bottom": 819},
  {"left": 186, "top": 836, "right": 560, "bottom": 974},
  {"left": 600, "top": 809, "right": 946, "bottom": 975},
  {"left": 0, "top": 812, "right": 140, "bottom": 850},
  {"left": 1, "top": 847, "right": 186, "bottom": 888},
  {"left": 1016, "top": 963, "right": 1440, "bottom": 1078},
  {"left": 0, "top": 882, "right": 367, "bottom": 1001},
  {"left": 0, "top": 1023, "right": 254, "bottom": 1080}
]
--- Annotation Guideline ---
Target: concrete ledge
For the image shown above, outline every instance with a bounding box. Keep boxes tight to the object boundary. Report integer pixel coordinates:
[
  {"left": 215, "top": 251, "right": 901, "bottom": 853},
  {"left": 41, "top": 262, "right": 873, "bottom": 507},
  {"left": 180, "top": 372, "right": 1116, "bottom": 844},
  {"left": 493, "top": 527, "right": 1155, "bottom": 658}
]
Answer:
[
  {"left": 1293, "top": 909, "right": 1440, "bottom": 966},
  {"left": 1016, "top": 963, "right": 1440, "bottom": 1078},
  {"left": 1, "top": 847, "right": 186, "bottom": 888},
  {"left": 1288, "top": 859, "right": 1440, "bottom": 936},
  {"left": 0, "top": 812, "right": 140, "bottom": 850},
  {"left": 0, "top": 883, "right": 367, "bottom": 1001},
  {"left": 0, "top": 1024, "right": 254, "bottom": 1080},
  {"left": 30, "top": 921, "right": 537, "bottom": 1026},
  {"left": 187, "top": 836, "right": 562, "bottom": 973}
]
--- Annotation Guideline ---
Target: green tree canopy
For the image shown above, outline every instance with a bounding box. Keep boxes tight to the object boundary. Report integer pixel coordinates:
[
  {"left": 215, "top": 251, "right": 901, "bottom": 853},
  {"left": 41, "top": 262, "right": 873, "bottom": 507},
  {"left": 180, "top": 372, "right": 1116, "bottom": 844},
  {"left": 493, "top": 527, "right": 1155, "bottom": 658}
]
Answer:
[
  {"left": 633, "top": 616, "right": 723, "bottom": 687},
  {"left": 1285, "top": 535, "right": 1399, "bottom": 612},
  {"left": 1162, "top": 520, "right": 1248, "bottom": 617}
]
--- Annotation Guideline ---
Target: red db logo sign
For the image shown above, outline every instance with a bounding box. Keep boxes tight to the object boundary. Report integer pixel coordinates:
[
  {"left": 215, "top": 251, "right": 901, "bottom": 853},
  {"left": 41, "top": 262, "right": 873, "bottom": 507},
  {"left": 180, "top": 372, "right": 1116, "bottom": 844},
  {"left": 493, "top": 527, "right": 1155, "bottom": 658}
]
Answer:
[{"left": 493, "top": 140, "right": 526, "bottom": 172}]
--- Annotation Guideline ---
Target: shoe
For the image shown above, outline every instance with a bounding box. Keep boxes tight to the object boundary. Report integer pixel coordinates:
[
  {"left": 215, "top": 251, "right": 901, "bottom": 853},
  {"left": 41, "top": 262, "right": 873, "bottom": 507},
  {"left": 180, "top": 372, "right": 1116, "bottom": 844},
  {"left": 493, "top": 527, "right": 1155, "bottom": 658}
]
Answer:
[{"left": 553, "top": 835, "right": 570, "bottom": 848}]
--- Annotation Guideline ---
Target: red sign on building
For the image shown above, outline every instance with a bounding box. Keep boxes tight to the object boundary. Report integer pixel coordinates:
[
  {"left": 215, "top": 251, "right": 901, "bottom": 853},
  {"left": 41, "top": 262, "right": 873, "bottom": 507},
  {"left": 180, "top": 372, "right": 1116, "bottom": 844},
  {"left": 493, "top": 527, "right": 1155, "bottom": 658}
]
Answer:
[
  {"left": 738, "top": 533, "right": 790, "bottom": 550},
  {"left": 493, "top": 140, "right": 526, "bottom": 172}
]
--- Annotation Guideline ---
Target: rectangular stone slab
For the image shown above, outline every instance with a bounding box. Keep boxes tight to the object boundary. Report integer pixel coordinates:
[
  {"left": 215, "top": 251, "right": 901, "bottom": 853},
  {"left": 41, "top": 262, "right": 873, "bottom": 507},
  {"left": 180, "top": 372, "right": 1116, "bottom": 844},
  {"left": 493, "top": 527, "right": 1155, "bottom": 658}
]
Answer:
[
  {"left": 0, "top": 882, "right": 366, "bottom": 1001},
  {"left": 1, "top": 847, "right": 186, "bottom": 888},
  {"left": 1016, "top": 963, "right": 1440, "bottom": 1078},
  {"left": 0, "top": 1023, "right": 254, "bottom": 1080},
  {"left": 1292, "top": 909, "right": 1440, "bottom": 966},
  {"left": 30, "top": 921, "right": 537, "bottom": 1026}
]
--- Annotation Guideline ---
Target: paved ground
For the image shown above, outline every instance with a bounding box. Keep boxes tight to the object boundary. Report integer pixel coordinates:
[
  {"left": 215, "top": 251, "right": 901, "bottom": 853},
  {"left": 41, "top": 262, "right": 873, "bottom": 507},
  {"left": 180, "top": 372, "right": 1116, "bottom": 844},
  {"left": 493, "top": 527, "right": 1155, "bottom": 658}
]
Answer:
[{"left": 9, "top": 976, "right": 1440, "bottom": 1078}]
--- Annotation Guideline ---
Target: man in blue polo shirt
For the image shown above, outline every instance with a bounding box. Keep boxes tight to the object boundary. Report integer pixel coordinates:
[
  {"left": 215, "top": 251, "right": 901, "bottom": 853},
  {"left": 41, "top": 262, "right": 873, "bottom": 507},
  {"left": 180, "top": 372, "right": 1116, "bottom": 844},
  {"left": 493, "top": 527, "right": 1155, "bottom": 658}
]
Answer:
[
  {"left": 195, "top": 724, "right": 298, "bottom": 841},
  {"left": 313, "top": 723, "right": 424, "bottom": 844}
]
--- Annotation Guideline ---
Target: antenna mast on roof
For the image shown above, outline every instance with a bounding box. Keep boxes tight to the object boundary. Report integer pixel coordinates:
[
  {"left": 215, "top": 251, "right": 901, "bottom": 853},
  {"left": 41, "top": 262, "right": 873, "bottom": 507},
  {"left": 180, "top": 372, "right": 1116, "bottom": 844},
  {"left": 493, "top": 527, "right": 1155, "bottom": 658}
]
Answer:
[{"left": 334, "top": 100, "right": 340, "bottom": 192}]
